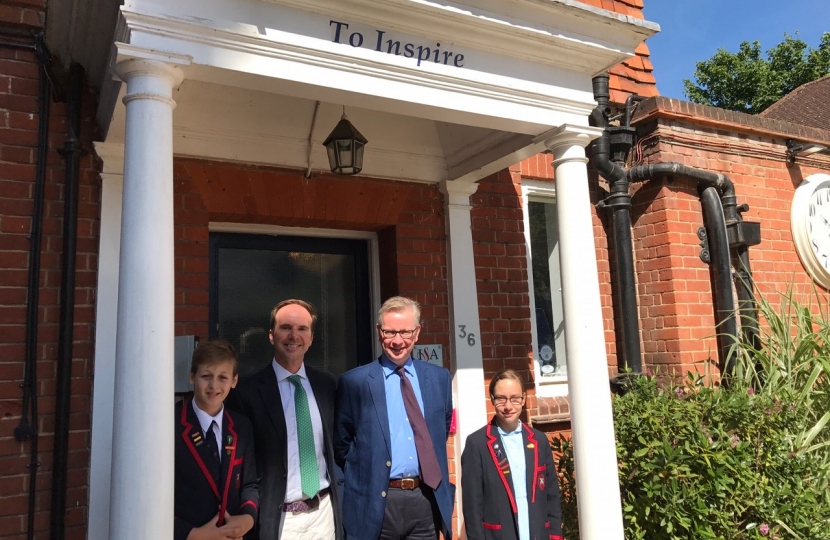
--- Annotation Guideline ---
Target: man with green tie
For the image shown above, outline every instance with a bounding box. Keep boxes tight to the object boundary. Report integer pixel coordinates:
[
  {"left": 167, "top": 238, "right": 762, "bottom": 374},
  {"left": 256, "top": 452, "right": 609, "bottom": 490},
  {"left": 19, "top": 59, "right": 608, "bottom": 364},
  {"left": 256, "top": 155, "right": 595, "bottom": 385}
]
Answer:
[{"left": 231, "top": 300, "right": 342, "bottom": 539}]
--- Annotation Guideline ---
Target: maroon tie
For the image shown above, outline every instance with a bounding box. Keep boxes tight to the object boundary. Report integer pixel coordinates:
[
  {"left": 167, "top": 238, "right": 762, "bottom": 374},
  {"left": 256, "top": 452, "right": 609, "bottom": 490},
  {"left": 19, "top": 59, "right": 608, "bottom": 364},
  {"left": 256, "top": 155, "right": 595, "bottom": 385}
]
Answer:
[{"left": 396, "top": 366, "right": 442, "bottom": 490}]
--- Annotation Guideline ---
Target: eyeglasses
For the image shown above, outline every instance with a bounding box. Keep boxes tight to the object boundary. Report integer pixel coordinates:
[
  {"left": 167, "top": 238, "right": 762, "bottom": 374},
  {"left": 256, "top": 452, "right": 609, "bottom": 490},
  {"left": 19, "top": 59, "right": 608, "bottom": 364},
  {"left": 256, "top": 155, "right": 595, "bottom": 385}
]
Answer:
[
  {"left": 379, "top": 328, "right": 417, "bottom": 339},
  {"left": 492, "top": 396, "right": 525, "bottom": 406}
]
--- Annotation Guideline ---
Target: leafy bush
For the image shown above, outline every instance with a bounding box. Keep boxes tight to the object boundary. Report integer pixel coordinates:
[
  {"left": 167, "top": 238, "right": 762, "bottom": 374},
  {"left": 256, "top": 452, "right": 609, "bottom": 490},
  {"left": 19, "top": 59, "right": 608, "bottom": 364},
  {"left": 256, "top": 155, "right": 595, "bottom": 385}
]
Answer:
[{"left": 552, "top": 291, "right": 830, "bottom": 539}]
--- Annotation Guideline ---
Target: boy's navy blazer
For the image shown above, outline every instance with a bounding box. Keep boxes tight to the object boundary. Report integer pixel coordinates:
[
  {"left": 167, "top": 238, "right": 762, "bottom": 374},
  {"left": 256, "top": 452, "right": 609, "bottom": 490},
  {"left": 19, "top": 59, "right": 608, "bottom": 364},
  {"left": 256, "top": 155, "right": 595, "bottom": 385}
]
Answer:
[
  {"left": 174, "top": 398, "right": 259, "bottom": 540},
  {"left": 461, "top": 421, "right": 563, "bottom": 540},
  {"left": 334, "top": 357, "right": 455, "bottom": 540},
  {"left": 229, "top": 363, "right": 343, "bottom": 540}
]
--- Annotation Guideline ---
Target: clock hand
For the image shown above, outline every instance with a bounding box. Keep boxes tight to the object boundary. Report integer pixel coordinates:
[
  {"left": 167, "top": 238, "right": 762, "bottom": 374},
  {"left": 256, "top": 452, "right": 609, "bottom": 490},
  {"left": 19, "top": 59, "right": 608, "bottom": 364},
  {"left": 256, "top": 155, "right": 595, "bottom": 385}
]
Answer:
[{"left": 822, "top": 216, "right": 830, "bottom": 229}]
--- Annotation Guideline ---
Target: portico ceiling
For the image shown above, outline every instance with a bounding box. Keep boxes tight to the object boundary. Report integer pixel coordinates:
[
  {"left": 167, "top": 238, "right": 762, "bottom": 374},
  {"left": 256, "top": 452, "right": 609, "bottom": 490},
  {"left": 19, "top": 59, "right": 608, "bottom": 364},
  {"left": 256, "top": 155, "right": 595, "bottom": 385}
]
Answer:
[{"left": 47, "top": 0, "right": 659, "bottom": 183}]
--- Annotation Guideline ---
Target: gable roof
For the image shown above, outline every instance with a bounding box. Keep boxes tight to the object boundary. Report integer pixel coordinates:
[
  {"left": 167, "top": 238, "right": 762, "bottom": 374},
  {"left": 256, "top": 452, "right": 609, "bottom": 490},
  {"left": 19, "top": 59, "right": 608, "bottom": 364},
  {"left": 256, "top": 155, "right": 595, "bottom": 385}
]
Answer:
[{"left": 758, "top": 75, "right": 830, "bottom": 131}]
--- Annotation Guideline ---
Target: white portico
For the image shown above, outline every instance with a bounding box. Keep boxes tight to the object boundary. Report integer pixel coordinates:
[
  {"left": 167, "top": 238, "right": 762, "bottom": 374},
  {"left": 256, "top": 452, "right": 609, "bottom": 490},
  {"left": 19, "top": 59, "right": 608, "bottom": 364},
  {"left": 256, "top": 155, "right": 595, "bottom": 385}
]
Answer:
[{"left": 46, "top": 0, "right": 657, "bottom": 538}]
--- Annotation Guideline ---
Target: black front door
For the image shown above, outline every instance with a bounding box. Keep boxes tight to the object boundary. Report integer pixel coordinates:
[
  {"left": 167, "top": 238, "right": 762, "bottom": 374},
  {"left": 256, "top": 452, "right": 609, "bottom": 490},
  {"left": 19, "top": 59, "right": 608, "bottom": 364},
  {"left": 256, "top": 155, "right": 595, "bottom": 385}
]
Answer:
[{"left": 209, "top": 232, "right": 372, "bottom": 380}]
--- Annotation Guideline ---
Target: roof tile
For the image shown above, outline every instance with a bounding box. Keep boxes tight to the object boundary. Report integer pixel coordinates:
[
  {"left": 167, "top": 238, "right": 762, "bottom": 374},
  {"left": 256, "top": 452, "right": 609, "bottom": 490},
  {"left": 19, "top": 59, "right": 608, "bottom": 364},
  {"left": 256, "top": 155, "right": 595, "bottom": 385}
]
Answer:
[
  {"left": 571, "top": 0, "right": 658, "bottom": 104},
  {"left": 758, "top": 75, "right": 830, "bottom": 131}
]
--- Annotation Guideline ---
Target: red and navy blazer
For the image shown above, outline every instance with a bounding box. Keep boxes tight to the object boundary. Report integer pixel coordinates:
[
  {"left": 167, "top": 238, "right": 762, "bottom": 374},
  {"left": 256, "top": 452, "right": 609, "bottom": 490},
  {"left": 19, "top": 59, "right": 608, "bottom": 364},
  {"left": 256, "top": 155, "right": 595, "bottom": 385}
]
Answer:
[
  {"left": 174, "top": 399, "right": 259, "bottom": 540},
  {"left": 461, "top": 420, "right": 563, "bottom": 540}
]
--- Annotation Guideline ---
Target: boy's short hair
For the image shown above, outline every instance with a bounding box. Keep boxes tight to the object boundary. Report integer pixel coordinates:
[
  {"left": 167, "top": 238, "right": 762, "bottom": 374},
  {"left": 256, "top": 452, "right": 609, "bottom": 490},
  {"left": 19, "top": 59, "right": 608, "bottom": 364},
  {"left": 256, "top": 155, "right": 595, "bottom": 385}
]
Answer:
[
  {"left": 269, "top": 299, "right": 318, "bottom": 333},
  {"left": 190, "top": 339, "right": 239, "bottom": 376}
]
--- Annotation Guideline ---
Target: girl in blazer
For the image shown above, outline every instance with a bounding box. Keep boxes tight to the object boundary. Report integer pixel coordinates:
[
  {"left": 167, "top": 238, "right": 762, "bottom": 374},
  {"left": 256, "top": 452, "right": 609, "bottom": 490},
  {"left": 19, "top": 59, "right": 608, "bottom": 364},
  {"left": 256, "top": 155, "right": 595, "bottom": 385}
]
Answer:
[{"left": 461, "top": 369, "right": 563, "bottom": 540}]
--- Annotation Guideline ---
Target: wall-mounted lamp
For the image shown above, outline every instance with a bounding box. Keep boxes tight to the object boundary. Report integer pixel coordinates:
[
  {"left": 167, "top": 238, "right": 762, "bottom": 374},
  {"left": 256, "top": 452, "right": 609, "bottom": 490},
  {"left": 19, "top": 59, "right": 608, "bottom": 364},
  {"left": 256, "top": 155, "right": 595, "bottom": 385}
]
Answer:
[
  {"left": 786, "top": 139, "right": 828, "bottom": 165},
  {"left": 323, "top": 108, "right": 368, "bottom": 175}
]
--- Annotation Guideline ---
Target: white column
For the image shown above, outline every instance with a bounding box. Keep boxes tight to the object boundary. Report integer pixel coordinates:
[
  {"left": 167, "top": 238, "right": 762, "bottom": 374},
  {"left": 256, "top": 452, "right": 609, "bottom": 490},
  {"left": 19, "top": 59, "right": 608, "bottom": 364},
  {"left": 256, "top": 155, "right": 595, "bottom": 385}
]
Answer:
[
  {"left": 541, "top": 124, "right": 624, "bottom": 540},
  {"left": 87, "top": 142, "right": 124, "bottom": 540},
  {"left": 109, "top": 54, "right": 185, "bottom": 540},
  {"left": 439, "top": 180, "right": 487, "bottom": 536}
]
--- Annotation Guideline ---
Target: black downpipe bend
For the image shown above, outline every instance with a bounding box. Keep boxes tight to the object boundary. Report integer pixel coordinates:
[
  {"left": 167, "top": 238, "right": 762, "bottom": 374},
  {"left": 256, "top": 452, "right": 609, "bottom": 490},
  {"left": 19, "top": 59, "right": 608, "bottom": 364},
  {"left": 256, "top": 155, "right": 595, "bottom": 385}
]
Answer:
[
  {"left": 590, "top": 73, "right": 747, "bottom": 378},
  {"left": 50, "top": 63, "right": 85, "bottom": 540},
  {"left": 700, "top": 188, "right": 739, "bottom": 377}
]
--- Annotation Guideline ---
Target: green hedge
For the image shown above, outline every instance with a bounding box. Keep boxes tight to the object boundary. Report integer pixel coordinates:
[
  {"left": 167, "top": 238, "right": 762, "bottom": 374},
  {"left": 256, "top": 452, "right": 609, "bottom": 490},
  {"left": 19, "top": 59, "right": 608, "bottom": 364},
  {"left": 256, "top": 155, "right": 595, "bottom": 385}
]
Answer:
[{"left": 552, "top": 292, "right": 830, "bottom": 539}]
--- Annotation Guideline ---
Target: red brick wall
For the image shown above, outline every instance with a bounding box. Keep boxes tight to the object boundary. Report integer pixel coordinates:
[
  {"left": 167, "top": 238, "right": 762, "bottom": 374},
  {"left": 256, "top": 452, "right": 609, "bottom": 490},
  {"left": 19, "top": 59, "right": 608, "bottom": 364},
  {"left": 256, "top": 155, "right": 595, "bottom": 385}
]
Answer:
[
  {"left": 630, "top": 104, "right": 830, "bottom": 376},
  {"left": 0, "top": 2, "right": 101, "bottom": 537},
  {"left": 470, "top": 166, "right": 534, "bottom": 410}
]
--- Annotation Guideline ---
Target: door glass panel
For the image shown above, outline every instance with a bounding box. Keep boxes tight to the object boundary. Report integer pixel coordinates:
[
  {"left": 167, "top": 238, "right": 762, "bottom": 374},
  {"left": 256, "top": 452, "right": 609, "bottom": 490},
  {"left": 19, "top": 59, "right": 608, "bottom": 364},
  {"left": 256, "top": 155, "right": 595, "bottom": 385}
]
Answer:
[{"left": 210, "top": 234, "right": 371, "bottom": 381}]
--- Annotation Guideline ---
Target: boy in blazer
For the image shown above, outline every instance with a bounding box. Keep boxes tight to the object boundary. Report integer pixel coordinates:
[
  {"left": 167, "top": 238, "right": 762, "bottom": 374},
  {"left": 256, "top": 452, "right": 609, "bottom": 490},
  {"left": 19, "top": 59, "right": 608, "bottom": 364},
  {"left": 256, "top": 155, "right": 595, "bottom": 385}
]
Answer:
[
  {"left": 175, "top": 340, "right": 259, "bottom": 540},
  {"left": 461, "top": 370, "right": 562, "bottom": 540}
]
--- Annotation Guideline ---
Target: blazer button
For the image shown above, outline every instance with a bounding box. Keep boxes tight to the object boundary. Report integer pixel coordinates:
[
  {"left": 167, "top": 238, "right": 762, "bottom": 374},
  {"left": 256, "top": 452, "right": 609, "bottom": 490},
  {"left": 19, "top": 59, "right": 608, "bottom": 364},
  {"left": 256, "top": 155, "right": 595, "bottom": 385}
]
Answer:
[
  {"left": 381, "top": 491, "right": 387, "bottom": 498},
  {"left": 386, "top": 461, "right": 391, "bottom": 467}
]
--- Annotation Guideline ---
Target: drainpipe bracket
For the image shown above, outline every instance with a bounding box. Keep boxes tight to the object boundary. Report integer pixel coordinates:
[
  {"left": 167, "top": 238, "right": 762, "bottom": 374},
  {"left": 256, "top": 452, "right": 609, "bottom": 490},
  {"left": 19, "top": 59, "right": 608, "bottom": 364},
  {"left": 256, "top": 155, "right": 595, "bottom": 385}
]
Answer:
[{"left": 697, "top": 227, "right": 711, "bottom": 264}]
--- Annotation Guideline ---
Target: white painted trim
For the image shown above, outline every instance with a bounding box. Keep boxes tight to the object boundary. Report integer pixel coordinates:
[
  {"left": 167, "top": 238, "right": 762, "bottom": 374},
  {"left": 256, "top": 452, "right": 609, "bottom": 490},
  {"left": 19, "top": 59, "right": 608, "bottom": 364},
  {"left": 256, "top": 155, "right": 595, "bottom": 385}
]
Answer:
[
  {"left": 113, "top": 7, "right": 597, "bottom": 133},
  {"left": 172, "top": 126, "right": 448, "bottom": 185},
  {"left": 209, "top": 222, "right": 383, "bottom": 357},
  {"left": 439, "top": 179, "right": 487, "bottom": 538},
  {"left": 87, "top": 143, "right": 124, "bottom": 540},
  {"left": 521, "top": 180, "right": 569, "bottom": 397}
]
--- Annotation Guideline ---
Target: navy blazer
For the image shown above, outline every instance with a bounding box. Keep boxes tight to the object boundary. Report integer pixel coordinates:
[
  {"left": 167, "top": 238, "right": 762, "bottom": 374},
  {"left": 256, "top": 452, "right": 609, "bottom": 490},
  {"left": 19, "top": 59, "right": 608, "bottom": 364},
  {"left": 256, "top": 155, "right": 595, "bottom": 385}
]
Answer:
[
  {"left": 334, "top": 357, "right": 455, "bottom": 540},
  {"left": 229, "top": 363, "right": 343, "bottom": 540},
  {"left": 461, "top": 421, "right": 563, "bottom": 540},
  {"left": 174, "top": 399, "right": 259, "bottom": 540}
]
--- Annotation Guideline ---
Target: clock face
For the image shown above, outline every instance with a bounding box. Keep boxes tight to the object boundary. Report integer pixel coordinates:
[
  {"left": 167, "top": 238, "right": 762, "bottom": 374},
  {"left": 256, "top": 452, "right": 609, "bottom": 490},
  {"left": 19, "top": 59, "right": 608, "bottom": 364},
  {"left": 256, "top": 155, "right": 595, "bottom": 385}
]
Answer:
[
  {"left": 806, "top": 185, "right": 830, "bottom": 272},
  {"left": 792, "top": 174, "right": 830, "bottom": 288}
]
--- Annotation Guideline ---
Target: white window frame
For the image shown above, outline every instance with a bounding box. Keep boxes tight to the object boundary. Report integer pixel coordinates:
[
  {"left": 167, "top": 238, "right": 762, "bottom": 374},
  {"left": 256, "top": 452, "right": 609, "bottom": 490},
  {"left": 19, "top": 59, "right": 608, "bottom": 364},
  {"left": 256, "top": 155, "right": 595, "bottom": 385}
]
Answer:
[{"left": 521, "top": 180, "right": 568, "bottom": 397}]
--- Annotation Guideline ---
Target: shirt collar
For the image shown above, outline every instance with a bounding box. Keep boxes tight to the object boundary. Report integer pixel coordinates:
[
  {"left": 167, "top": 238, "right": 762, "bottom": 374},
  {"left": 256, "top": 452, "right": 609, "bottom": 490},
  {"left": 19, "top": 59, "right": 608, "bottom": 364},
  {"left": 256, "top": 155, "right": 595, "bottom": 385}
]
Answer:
[
  {"left": 380, "top": 354, "right": 414, "bottom": 378},
  {"left": 272, "top": 358, "right": 308, "bottom": 383},
  {"left": 191, "top": 399, "right": 223, "bottom": 434},
  {"left": 496, "top": 423, "right": 523, "bottom": 437}
]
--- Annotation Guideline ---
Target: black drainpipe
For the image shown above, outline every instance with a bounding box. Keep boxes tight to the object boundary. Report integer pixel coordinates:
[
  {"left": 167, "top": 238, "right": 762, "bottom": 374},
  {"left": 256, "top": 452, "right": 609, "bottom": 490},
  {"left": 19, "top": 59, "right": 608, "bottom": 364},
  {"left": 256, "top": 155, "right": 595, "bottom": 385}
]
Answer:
[
  {"left": 3, "top": 29, "right": 52, "bottom": 540},
  {"left": 590, "top": 77, "right": 643, "bottom": 373},
  {"left": 50, "top": 62, "right": 85, "bottom": 540},
  {"left": 590, "top": 74, "right": 761, "bottom": 379}
]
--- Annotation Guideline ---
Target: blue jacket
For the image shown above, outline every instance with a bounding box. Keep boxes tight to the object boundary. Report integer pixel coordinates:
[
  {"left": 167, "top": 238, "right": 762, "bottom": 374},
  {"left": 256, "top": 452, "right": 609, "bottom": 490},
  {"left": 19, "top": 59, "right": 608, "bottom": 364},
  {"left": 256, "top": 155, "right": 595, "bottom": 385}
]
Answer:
[{"left": 334, "top": 358, "right": 455, "bottom": 539}]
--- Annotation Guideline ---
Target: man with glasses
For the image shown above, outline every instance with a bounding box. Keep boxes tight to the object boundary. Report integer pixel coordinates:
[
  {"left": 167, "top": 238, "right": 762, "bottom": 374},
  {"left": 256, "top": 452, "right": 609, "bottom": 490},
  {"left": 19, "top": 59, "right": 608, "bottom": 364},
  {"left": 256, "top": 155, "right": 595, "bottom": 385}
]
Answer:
[{"left": 334, "top": 296, "right": 455, "bottom": 539}]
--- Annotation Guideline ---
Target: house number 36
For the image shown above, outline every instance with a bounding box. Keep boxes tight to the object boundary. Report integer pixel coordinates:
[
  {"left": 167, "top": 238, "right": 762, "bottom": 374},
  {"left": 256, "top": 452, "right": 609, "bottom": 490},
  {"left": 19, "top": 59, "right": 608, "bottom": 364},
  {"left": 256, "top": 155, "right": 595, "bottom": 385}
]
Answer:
[{"left": 457, "top": 325, "right": 476, "bottom": 346}]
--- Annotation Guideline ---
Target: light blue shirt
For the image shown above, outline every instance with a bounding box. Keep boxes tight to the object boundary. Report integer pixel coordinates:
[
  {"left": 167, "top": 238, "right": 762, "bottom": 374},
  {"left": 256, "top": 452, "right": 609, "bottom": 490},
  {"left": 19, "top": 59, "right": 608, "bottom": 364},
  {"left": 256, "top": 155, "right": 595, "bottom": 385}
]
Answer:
[
  {"left": 381, "top": 355, "right": 425, "bottom": 479},
  {"left": 498, "top": 424, "right": 529, "bottom": 540}
]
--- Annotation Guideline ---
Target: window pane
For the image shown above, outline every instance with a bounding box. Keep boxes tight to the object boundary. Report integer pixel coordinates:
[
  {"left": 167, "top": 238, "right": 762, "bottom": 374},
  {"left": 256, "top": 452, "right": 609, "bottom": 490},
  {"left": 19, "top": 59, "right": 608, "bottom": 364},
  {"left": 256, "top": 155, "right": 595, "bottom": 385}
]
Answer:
[
  {"left": 528, "top": 200, "right": 567, "bottom": 377},
  {"left": 216, "top": 247, "right": 358, "bottom": 380}
]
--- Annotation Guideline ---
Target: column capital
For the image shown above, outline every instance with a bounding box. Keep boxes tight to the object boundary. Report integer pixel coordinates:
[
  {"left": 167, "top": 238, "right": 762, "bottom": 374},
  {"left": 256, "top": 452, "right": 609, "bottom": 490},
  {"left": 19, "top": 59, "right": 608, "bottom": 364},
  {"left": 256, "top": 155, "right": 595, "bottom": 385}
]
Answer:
[
  {"left": 439, "top": 180, "right": 479, "bottom": 208},
  {"left": 534, "top": 124, "right": 604, "bottom": 152},
  {"left": 115, "top": 43, "right": 190, "bottom": 87}
]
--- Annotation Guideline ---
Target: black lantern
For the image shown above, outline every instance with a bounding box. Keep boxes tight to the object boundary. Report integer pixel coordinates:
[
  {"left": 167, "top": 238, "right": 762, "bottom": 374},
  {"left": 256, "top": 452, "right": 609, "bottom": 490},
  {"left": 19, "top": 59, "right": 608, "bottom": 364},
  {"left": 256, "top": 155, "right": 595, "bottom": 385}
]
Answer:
[{"left": 322, "top": 111, "right": 368, "bottom": 175}]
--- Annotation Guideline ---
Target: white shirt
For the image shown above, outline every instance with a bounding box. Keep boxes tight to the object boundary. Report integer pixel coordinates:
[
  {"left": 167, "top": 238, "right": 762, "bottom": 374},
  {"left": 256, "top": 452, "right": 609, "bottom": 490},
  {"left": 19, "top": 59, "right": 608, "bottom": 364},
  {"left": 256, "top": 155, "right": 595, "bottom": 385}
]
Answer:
[
  {"left": 272, "top": 360, "right": 330, "bottom": 503},
  {"left": 498, "top": 424, "right": 529, "bottom": 540},
  {"left": 192, "top": 400, "right": 224, "bottom": 464}
]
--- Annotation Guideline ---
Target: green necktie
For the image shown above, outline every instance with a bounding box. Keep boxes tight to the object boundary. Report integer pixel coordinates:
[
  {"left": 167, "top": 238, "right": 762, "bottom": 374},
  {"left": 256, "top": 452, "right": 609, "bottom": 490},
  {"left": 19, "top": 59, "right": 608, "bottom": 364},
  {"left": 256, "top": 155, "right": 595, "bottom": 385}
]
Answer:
[{"left": 288, "top": 375, "right": 320, "bottom": 499}]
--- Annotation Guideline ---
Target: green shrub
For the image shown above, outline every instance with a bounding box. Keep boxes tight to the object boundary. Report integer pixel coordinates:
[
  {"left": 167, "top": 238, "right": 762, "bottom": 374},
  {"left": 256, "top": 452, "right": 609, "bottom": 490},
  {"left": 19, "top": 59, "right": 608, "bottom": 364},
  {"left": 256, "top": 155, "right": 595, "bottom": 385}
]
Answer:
[{"left": 552, "top": 291, "right": 830, "bottom": 539}]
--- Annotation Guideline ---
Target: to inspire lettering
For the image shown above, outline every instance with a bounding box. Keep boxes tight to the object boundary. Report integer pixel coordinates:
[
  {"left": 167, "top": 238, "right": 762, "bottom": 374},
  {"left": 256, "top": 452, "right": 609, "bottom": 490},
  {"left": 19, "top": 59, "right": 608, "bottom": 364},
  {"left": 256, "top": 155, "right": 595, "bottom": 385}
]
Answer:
[{"left": 330, "top": 20, "right": 465, "bottom": 68}]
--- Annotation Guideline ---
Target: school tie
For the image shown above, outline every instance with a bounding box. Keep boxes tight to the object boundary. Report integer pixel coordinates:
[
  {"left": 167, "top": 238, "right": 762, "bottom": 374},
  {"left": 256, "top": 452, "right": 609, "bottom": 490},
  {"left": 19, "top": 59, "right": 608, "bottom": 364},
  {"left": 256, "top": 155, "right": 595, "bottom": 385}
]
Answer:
[
  {"left": 207, "top": 420, "right": 221, "bottom": 481},
  {"left": 287, "top": 375, "right": 320, "bottom": 499},
  {"left": 396, "top": 366, "right": 442, "bottom": 490}
]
